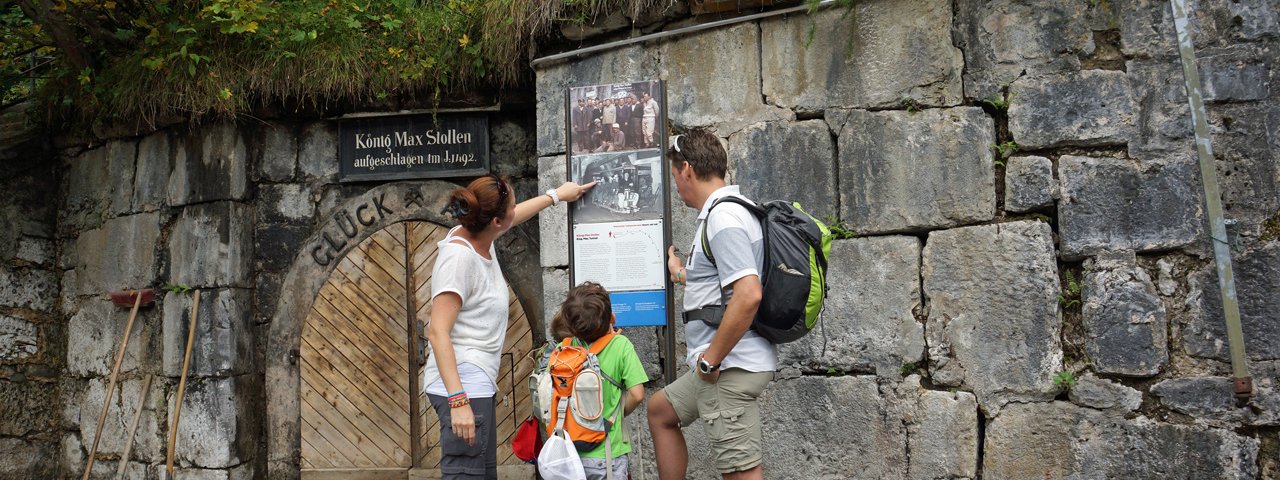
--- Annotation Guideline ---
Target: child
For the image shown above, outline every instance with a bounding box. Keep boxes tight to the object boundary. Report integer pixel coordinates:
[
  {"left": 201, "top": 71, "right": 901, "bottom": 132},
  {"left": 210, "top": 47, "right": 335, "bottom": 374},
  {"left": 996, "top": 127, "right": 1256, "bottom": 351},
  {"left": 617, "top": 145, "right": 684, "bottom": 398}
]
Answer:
[{"left": 560, "top": 282, "right": 649, "bottom": 480}]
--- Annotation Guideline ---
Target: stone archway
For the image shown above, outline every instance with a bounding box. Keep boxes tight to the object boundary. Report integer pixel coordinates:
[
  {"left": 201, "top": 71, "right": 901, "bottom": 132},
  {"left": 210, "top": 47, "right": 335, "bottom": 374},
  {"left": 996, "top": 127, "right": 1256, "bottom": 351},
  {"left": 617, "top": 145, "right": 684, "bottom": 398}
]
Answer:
[{"left": 266, "top": 181, "right": 543, "bottom": 479}]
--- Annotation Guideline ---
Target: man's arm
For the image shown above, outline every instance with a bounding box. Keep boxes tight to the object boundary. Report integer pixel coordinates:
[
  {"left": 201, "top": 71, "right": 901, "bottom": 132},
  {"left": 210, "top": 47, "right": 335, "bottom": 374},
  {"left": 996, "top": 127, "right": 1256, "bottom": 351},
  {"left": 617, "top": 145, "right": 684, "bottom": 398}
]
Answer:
[{"left": 700, "top": 274, "right": 762, "bottom": 375}]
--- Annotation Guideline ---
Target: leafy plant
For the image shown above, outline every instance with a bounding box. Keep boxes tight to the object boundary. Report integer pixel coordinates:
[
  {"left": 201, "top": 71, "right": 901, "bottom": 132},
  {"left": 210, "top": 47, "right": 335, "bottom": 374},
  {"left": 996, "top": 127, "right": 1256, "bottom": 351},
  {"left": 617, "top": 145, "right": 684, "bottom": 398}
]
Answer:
[
  {"left": 1053, "top": 370, "right": 1077, "bottom": 389},
  {"left": 992, "top": 141, "right": 1019, "bottom": 167},
  {"left": 821, "top": 215, "right": 856, "bottom": 240},
  {"left": 1058, "top": 270, "right": 1082, "bottom": 309},
  {"left": 162, "top": 282, "right": 194, "bottom": 295},
  {"left": 982, "top": 94, "right": 1009, "bottom": 110},
  {"left": 898, "top": 361, "right": 919, "bottom": 377},
  {"left": 900, "top": 97, "right": 920, "bottom": 113}
]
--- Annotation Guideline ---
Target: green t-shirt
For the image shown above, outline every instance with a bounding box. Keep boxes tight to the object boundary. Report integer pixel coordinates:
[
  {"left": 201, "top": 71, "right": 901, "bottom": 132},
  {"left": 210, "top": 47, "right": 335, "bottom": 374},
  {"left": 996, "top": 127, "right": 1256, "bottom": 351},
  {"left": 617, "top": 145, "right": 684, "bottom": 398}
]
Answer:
[{"left": 578, "top": 334, "right": 649, "bottom": 459}]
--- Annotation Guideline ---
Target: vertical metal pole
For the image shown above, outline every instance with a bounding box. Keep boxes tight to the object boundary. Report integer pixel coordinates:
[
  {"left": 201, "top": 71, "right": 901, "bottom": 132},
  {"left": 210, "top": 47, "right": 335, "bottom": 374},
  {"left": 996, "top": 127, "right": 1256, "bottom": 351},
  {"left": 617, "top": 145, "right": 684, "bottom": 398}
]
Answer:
[{"left": 1168, "top": 0, "right": 1253, "bottom": 403}]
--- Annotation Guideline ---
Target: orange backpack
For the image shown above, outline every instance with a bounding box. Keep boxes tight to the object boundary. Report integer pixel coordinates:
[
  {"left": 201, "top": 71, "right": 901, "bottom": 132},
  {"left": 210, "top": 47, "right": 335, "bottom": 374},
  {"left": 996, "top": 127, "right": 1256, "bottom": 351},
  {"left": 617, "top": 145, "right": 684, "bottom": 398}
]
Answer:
[{"left": 544, "top": 330, "right": 625, "bottom": 452}]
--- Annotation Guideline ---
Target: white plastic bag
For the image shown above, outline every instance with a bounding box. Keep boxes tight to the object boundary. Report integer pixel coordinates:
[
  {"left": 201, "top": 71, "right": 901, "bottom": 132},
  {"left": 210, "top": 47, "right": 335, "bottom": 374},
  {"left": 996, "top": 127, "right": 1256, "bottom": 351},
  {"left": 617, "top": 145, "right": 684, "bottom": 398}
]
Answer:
[{"left": 538, "top": 429, "right": 587, "bottom": 480}]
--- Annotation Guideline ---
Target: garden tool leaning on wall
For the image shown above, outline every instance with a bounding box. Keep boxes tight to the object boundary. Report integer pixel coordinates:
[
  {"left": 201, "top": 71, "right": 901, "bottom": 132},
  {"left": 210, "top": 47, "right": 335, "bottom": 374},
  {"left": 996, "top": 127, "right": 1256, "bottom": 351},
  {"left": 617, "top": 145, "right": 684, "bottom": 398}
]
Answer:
[
  {"left": 83, "top": 289, "right": 156, "bottom": 480},
  {"left": 167, "top": 289, "right": 201, "bottom": 476}
]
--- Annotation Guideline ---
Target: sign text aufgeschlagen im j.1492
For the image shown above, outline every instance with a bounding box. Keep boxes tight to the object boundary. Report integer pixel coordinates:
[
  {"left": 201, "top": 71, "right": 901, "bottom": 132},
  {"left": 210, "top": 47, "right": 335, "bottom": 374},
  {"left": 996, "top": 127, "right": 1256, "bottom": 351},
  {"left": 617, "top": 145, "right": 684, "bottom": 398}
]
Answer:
[{"left": 338, "top": 113, "right": 489, "bottom": 182}]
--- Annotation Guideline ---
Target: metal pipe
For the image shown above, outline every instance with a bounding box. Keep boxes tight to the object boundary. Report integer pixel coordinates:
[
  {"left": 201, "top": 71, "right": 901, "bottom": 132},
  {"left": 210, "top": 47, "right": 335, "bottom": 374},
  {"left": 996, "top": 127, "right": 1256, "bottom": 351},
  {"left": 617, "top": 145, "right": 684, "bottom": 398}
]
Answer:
[
  {"left": 1169, "top": 0, "right": 1253, "bottom": 404},
  {"left": 530, "top": 0, "right": 840, "bottom": 69}
]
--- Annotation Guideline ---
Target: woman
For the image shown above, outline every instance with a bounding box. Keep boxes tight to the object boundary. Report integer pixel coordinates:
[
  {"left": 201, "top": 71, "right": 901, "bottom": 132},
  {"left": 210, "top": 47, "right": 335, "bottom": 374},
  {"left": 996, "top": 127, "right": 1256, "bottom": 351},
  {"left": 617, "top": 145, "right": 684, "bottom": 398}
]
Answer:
[{"left": 425, "top": 173, "right": 594, "bottom": 479}]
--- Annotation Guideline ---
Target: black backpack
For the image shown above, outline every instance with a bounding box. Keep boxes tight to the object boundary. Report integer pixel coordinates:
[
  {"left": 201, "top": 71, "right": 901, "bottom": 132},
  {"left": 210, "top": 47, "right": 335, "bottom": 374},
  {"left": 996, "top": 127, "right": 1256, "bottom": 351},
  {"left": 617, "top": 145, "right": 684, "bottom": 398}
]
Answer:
[{"left": 697, "top": 196, "right": 834, "bottom": 343}]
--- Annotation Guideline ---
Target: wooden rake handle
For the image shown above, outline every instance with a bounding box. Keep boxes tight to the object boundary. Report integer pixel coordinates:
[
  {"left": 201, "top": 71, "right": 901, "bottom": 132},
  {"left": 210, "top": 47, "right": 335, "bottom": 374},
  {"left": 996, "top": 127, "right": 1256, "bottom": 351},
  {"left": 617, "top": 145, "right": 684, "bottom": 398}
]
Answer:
[
  {"left": 166, "top": 289, "right": 200, "bottom": 476},
  {"left": 83, "top": 291, "right": 144, "bottom": 480}
]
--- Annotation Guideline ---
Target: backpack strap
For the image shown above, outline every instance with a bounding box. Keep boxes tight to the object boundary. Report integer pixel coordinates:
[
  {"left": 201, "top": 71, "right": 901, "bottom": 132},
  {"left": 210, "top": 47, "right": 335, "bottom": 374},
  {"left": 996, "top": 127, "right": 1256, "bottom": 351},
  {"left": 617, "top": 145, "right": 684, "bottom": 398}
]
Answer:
[{"left": 699, "top": 196, "right": 765, "bottom": 268}]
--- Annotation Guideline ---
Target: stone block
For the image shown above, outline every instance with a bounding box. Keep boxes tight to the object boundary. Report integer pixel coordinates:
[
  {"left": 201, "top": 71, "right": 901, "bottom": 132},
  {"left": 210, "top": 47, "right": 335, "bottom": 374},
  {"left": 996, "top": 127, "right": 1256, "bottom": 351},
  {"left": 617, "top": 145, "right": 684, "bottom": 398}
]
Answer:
[
  {"left": 1119, "top": 0, "right": 1279, "bottom": 58},
  {"left": 838, "top": 108, "right": 996, "bottom": 235},
  {"left": 1068, "top": 372, "right": 1143, "bottom": 412},
  {"left": 67, "top": 299, "right": 158, "bottom": 377},
  {"left": 254, "top": 224, "right": 311, "bottom": 273},
  {"left": 0, "top": 314, "right": 40, "bottom": 362},
  {"left": 535, "top": 44, "right": 657, "bottom": 155},
  {"left": 61, "top": 146, "right": 115, "bottom": 233},
  {"left": 622, "top": 326, "right": 664, "bottom": 382},
  {"left": 1003, "top": 155, "right": 1054, "bottom": 213},
  {"left": 298, "top": 122, "right": 338, "bottom": 181},
  {"left": 157, "top": 464, "right": 255, "bottom": 480},
  {"left": 77, "top": 376, "right": 168, "bottom": 461},
  {"left": 0, "top": 378, "right": 60, "bottom": 436},
  {"left": 72, "top": 212, "right": 161, "bottom": 296},
  {"left": 924, "top": 221, "right": 1061, "bottom": 416},
  {"left": 168, "top": 123, "right": 248, "bottom": 206},
  {"left": 954, "top": 0, "right": 1090, "bottom": 102},
  {"left": 252, "top": 272, "right": 282, "bottom": 325},
  {"left": 1125, "top": 58, "right": 1194, "bottom": 157},
  {"left": 1201, "top": 57, "right": 1269, "bottom": 102},
  {"left": 760, "top": 376, "right": 906, "bottom": 479},
  {"left": 762, "top": 0, "right": 963, "bottom": 110},
  {"left": 490, "top": 119, "right": 536, "bottom": 178},
  {"left": 258, "top": 123, "right": 297, "bottom": 182},
  {"left": 661, "top": 22, "right": 792, "bottom": 134},
  {"left": 104, "top": 141, "right": 139, "bottom": 217},
  {"left": 14, "top": 236, "right": 53, "bottom": 266},
  {"left": 1057, "top": 156, "right": 1202, "bottom": 259},
  {"left": 984, "top": 402, "right": 1259, "bottom": 479},
  {"left": 1008, "top": 71, "right": 1137, "bottom": 149},
  {"left": 172, "top": 376, "right": 261, "bottom": 469},
  {"left": 257, "top": 183, "right": 314, "bottom": 226},
  {"left": 1082, "top": 251, "right": 1169, "bottom": 376},
  {"left": 541, "top": 268, "right": 569, "bottom": 340},
  {"left": 133, "top": 131, "right": 172, "bottom": 213},
  {"left": 779, "top": 236, "right": 924, "bottom": 377},
  {"left": 1185, "top": 243, "right": 1280, "bottom": 362},
  {"left": 163, "top": 289, "right": 254, "bottom": 377},
  {"left": 169, "top": 202, "right": 254, "bottom": 288},
  {"left": 897, "top": 376, "right": 980, "bottom": 480},
  {"left": 0, "top": 437, "right": 57, "bottom": 479},
  {"left": 0, "top": 266, "right": 57, "bottom": 312},
  {"left": 727, "top": 120, "right": 837, "bottom": 219},
  {"left": 538, "top": 156, "right": 568, "bottom": 268},
  {"left": 1153, "top": 376, "right": 1280, "bottom": 427},
  {"left": 1208, "top": 102, "right": 1280, "bottom": 233}
]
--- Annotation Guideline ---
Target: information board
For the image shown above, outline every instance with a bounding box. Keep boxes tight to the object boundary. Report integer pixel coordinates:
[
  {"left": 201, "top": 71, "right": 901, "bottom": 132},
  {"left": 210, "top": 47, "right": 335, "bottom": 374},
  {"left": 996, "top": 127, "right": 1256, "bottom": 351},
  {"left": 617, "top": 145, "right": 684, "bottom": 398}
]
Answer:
[{"left": 337, "top": 113, "right": 489, "bottom": 182}]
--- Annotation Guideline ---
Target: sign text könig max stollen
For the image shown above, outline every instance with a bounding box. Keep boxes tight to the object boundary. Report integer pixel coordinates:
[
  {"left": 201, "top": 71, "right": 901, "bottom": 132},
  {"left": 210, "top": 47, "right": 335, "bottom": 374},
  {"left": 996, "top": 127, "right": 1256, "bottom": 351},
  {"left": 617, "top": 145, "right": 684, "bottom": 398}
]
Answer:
[{"left": 338, "top": 113, "right": 490, "bottom": 182}]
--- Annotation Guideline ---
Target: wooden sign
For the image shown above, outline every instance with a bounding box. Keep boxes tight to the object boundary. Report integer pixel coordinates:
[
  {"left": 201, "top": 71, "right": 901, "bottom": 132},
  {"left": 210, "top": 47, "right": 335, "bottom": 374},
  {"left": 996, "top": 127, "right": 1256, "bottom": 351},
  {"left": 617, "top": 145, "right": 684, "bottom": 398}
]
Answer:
[{"left": 338, "top": 113, "right": 489, "bottom": 182}]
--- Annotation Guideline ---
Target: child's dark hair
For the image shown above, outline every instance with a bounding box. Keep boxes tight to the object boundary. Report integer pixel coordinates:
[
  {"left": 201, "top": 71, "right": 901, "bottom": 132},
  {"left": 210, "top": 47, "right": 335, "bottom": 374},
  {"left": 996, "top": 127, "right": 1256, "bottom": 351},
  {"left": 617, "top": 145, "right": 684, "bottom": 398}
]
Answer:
[
  {"left": 442, "top": 174, "right": 512, "bottom": 234},
  {"left": 561, "top": 281, "right": 613, "bottom": 342},
  {"left": 549, "top": 309, "right": 574, "bottom": 341},
  {"left": 667, "top": 128, "right": 726, "bottom": 180}
]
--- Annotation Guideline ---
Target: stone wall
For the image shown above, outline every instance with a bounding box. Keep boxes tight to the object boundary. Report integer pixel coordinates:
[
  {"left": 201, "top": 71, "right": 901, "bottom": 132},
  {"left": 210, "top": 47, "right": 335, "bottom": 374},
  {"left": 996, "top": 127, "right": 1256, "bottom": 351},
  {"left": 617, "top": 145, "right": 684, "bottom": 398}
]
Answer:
[
  {"left": 535, "top": 1, "right": 1279, "bottom": 478},
  {"left": 0, "top": 105, "right": 541, "bottom": 478}
]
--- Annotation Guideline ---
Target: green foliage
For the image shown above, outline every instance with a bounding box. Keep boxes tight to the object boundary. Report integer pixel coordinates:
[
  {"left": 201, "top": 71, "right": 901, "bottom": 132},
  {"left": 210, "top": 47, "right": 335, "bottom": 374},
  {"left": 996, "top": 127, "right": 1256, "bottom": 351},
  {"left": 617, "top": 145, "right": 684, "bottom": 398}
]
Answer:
[
  {"left": 982, "top": 94, "right": 1010, "bottom": 111},
  {"left": 1053, "top": 370, "right": 1077, "bottom": 389},
  {"left": 900, "top": 97, "right": 920, "bottom": 113},
  {"left": 1261, "top": 210, "right": 1280, "bottom": 242},
  {"left": 0, "top": 0, "right": 656, "bottom": 129},
  {"left": 162, "top": 282, "right": 194, "bottom": 295},
  {"left": 992, "top": 141, "right": 1018, "bottom": 167},
  {"left": 820, "top": 214, "right": 856, "bottom": 239},
  {"left": 1058, "top": 270, "right": 1082, "bottom": 309},
  {"left": 898, "top": 361, "right": 918, "bottom": 377}
]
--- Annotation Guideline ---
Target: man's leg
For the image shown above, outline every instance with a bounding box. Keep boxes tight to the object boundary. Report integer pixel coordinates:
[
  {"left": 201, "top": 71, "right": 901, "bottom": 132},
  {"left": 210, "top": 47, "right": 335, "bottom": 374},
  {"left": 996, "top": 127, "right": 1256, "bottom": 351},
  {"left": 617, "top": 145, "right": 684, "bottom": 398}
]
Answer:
[{"left": 647, "top": 390, "right": 688, "bottom": 480}]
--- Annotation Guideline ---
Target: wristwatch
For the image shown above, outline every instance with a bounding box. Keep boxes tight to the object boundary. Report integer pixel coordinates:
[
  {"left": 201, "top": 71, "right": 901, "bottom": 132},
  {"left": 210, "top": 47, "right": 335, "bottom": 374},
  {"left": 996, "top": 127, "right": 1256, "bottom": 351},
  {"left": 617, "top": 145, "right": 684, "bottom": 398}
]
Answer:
[
  {"left": 697, "top": 354, "right": 720, "bottom": 375},
  {"left": 545, "top": 188, "right": 561, "bottom": 205}
]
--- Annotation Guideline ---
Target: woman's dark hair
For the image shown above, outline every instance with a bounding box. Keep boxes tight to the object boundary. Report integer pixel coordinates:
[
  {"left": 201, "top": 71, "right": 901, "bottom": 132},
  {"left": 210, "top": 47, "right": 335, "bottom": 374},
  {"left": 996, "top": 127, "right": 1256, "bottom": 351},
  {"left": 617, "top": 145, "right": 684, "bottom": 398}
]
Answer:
[
  {"left": 442, "top": 174, "right": 513, "bottom": 234},
  {"left": 561, "top": 281, "right": 612, "bottom": 342},
  {"left": 667, "top": 128, "right": 726, "bottom": 180}
]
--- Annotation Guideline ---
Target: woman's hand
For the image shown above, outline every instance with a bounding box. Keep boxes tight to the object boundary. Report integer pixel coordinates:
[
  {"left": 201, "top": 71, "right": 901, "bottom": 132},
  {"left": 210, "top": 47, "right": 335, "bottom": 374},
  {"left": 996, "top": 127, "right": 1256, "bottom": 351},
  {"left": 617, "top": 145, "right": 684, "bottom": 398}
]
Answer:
[
  {"left": 555, "top": 181, "right": 597, "bottom": 203},
  {"left": 451, "top": 403, "right": 477, "bottom": 446}
]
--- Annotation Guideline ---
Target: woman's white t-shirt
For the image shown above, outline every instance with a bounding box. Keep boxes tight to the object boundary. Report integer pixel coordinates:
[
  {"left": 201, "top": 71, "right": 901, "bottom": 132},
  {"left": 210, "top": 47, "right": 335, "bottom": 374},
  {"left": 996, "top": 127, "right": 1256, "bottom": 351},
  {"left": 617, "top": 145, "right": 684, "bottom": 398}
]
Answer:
[{"left": 423, "top": 227, "right": 509, "bottom": 398}]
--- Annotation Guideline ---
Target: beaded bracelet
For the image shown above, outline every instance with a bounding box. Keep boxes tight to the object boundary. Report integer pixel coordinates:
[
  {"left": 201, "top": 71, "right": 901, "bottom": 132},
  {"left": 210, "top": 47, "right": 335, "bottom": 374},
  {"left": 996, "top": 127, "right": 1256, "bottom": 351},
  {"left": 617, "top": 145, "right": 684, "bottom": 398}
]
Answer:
[{"left": 448, "top": 391, "right": 469, "bottom": 408}]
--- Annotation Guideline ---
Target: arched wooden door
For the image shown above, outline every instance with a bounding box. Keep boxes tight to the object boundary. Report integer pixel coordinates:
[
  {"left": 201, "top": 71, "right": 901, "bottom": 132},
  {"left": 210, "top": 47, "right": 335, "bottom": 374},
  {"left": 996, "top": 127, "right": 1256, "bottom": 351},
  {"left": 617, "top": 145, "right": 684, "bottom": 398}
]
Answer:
[{"left": 300, "top": 221, "right": 534, "bottom": 479}]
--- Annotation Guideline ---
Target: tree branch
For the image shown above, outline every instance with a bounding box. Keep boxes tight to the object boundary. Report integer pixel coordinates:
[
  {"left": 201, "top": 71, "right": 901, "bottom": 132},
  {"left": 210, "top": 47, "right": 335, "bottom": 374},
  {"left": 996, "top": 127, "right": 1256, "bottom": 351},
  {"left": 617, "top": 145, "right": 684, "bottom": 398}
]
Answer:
[{"left": 17, "top": 0, "right": 95, "bottom": 71}]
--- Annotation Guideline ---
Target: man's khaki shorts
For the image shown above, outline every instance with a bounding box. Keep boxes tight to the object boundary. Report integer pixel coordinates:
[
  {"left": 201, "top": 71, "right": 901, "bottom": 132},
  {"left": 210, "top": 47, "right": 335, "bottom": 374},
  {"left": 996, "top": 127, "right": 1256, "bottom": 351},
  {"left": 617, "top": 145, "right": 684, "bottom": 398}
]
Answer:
[{"left": 662, "top": 368, "right": 773, "bottom": 474}]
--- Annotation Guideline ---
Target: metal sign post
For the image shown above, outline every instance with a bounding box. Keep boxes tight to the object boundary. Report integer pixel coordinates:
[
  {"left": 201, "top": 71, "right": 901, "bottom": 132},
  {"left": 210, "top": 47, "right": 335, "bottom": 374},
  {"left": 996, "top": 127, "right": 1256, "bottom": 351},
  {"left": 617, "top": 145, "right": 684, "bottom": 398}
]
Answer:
[{"left": 1168, "top": 0, "right": 1253, "bottom": 404}]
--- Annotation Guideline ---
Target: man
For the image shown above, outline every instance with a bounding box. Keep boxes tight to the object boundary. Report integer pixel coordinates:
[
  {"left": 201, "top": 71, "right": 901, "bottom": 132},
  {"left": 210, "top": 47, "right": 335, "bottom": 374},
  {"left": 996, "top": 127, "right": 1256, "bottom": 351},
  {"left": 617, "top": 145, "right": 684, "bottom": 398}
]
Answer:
[
  {"left": 602, "top": 98, "right": 617, "bottom": 126},
  {"left": 648, "top": 129, "right": 773, "bottom": 480},
  {"left": 594, "top": 123, "right": 625, "bottom": 152},
  {"left": 630, "top": 97, "right": 645, "bottom": 149},
  {"left": 572, "top": 99, "right": 592, "bottom": 153},
  {"left": 615, "top": 97, "right": 632, "bottom": 148},
  {"left": 641, "top": 93, "right": 659, "bottom": 147}
]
